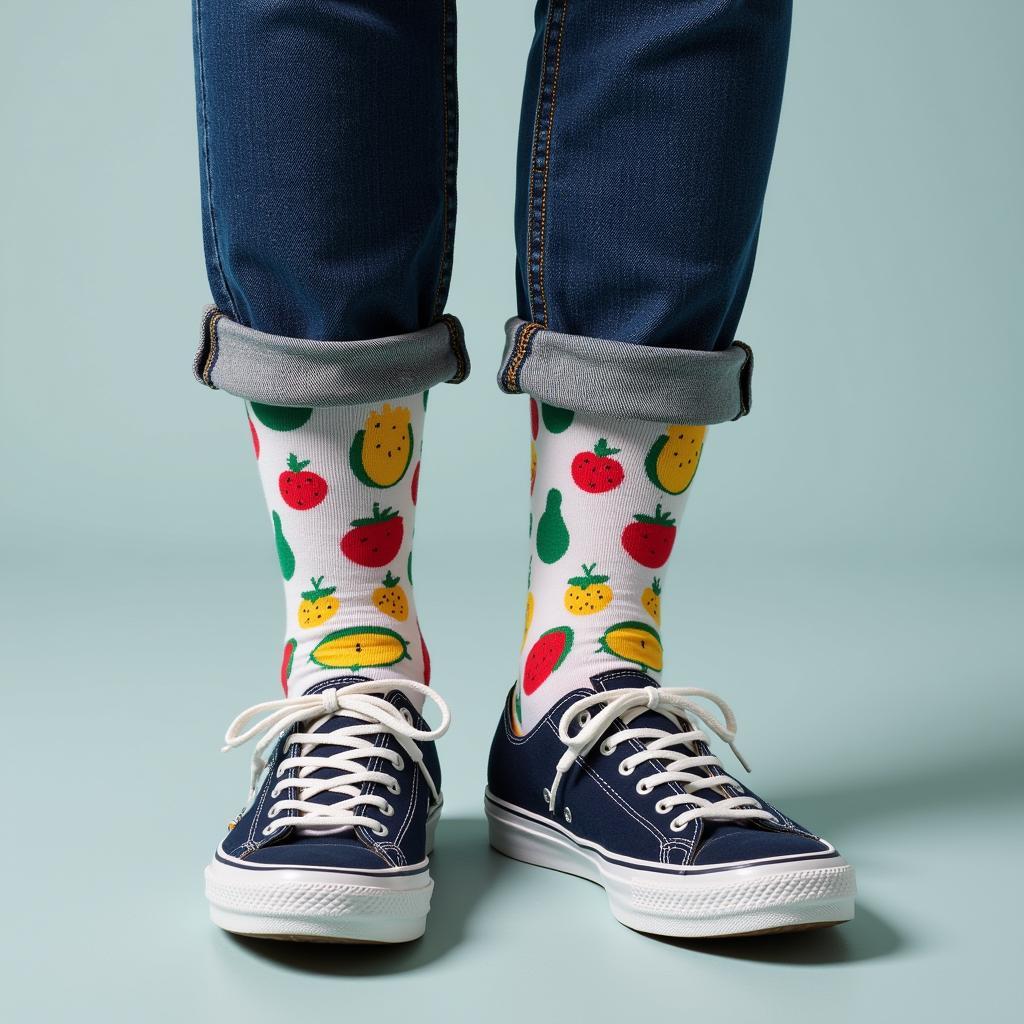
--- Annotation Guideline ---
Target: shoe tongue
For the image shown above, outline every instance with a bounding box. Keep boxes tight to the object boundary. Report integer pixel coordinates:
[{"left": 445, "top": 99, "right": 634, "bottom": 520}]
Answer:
[
  {"left": 289, "top": 677, "right": 390, "bottom": 818},
  {"left": 590, "top": 670, "right": 734, "bottom": 804},
  {"left": 590, "top": 670, "right": 671, "bottom": 732},
  {"left": 590, "top": 670, "right": 655, "bottom": 693}
]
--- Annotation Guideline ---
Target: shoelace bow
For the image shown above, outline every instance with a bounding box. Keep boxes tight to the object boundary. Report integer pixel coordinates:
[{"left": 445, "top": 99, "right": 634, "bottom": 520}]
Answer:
[
  {"left": 548, "top": 686, "right": 775, "bottom": 831},
  {"left": 222, "top": 680, "right": 450, "bottom": 837}
]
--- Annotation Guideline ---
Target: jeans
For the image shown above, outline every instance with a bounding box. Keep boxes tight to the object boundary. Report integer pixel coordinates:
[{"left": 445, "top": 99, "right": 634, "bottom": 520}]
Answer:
[{"left": 191, "top": 0, "right": 791, "bottom": 423}]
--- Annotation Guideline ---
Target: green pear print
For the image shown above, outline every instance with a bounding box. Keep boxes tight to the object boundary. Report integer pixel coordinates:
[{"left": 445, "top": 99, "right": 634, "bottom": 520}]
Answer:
[
  {"left": 251, "top": 402, "right": 313, "bottom": 432},
  {"left": 272, "top": 510, "right": 295, "bottom": 580},
  {"left": 536, "top": 488, "right": 570, "bottom": 563},
  {"left": 541, "top": 403, "right": 574, "bottom": 434}
]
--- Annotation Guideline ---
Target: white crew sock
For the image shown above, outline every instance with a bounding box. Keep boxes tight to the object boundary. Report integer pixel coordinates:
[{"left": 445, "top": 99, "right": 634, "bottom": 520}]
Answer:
[{"left": 515, "top": 400, "right": 706, "bottom": 733}]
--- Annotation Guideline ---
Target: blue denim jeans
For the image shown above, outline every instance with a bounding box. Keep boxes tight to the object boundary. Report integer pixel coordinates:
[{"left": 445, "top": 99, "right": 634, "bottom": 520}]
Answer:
[{"left": 192, "top": 0, "right": 791, "bottom": 423}]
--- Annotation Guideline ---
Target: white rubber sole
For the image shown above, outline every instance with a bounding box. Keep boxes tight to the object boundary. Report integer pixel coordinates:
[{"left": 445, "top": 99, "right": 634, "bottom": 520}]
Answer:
[
  {"left": 486, "top": 793, "right": 856, "bottom": 938},
  {"left": 205, "top": 811, "right": 439, "bottom": 944}
]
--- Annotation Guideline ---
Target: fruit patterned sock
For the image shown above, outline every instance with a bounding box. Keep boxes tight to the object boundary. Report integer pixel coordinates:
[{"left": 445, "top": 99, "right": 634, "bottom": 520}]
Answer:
[
  {"left": 246, "top": 396, "right": 430, "bottom": 699},
  {"left": 515, "top": 400, "right": 707, "bottom": 733}
]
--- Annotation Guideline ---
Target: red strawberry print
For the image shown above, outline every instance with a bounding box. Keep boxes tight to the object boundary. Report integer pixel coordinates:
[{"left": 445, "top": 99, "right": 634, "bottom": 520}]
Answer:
[
  {"left": 621, "top": 504, "right": 677, "bottom": 568},
  {"left": 411, "top": 461, "right": 421, "bottom": 505},
  {"left": 279, "top": 454, "right": 328, "bottom": 510},
  {"left": 571, "top": 438, "right": 624, "bottom": 493},
  {"left": 248, "top": 417, "right": 260, "bottom": 459},
  {"left": 341, "top": 503, "right": 404, "bottom": 567}
]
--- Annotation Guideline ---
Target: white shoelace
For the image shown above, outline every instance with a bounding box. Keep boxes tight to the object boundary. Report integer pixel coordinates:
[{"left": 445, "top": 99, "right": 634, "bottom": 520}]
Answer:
[
  {"left": 222, "top": 680, "right": 450, "bottom": 838},
  {"left": 547, "top": 686, "right": 775, "bottom": 832}
]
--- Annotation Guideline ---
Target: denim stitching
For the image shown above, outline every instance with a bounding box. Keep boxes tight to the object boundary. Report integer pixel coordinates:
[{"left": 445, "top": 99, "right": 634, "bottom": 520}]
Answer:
[
  {"left": 501, "top": 320, "right": 542, "bottom": 393},
  {"left": 733, "top": 341, "right": 754, "bottom": 418},
  {"left": 193, "top": 0, "right": 239, "bottom": 322},
  {"left": 523, "top": 11, "right": 550, "bottom": 322},
  {"left": 431, "top": 0, "right": 459, "bottom": 320},
  {"left": 194, "top": 307, "right": 223, "bottom": 388},
  {"left": 439, "top": 313, "right": 468, "bottom": 383},
  {"left": 525, "top": 0, "right": 568, "bottom": 327}
]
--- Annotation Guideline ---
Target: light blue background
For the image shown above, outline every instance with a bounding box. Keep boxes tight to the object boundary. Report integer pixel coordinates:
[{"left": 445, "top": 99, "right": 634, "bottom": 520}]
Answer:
[{"left": 1, "top": 2, "right": 1021, "bottom": 1021}]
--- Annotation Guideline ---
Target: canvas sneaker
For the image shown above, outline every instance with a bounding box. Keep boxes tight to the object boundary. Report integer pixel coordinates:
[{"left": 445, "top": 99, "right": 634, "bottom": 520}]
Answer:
[
  {"left": 205, "top": 677, "right": 449, "bottom": 943},
  {"left": 485, "top": 670, "right": 855, "bottom": 938}
]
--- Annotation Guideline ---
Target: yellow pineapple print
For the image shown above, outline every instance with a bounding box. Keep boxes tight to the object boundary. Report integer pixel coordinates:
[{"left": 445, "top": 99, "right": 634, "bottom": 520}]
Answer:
[
  {"left": 350, "top": 404, "right": 414, "bottom": 488},
  {"left": 642, "top": 578, "right": 661, "bottom": 624},
  {"left": 522, "top": 591, "right": 534, "bottom": 649},
  {"left": 298, "top": 577, "right": 340, "bottom": 629},
  {"left": 372, "top": 572, "right": 409, "bottom": 621},
  {"left": 564, "top": 564, "right": 613, "bottom": 616}
]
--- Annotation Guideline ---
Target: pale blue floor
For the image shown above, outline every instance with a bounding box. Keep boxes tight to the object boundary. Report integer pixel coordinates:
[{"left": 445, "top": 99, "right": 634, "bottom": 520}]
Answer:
[{"left": 3, "top": 542, "right": 1020, "bottom": 1021}]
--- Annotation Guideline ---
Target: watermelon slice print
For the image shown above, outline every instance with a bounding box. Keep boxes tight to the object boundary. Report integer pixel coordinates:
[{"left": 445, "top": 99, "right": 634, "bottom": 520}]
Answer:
[
  {"left": 522, "top": 626, "right": 574, "bottom": 695},
  {"left": 280, "top": 638, "right": 297, "bottom": 693}
]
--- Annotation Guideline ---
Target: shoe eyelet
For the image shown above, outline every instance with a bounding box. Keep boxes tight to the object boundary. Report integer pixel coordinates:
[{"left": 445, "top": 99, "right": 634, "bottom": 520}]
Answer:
[
  {"left": 599, "top": 740, "right": 614, "bottom": 756},
  {"left": 267, "top": 805, "right": 280, "bottom": 818},
  {"left": 382, "top": 804, "right": 395, "bottom": 817},
  {"left": 636, "top": 780, "right": 651, "bottom": 795},
  {"left": 401, "top": 708, "right": 414, "bottom": 725},
  {"left": 374, "top": 824, "right": 389, "bottom": 838},
  {"left": 655, "top": 799, "right": 671, "bottom": 814},
  {"left": 618, "top": 761, "right": 635, "bottom": 776},
  {"left": 388, "top": 781, "right": 401, "bottom": 796},
  {"left": 669, "top": 820, "right": 685, "bottom": 832},
  {"left": 577, "top": 710, "right": 591, "bottom": 728},
  {"left": 542, "top": 787, "right": 552, "bottom": 804},
  {"left": 261, "top": 825, "right": 275, "bottom": 837},
  {"left": 563, "top": 807, "right": 573, "bottom": 824}
]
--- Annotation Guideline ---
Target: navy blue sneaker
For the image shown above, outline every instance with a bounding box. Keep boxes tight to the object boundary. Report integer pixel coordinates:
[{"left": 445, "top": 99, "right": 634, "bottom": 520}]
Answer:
[
  {"left": 205, "top": 677, "right": 449, "bottom": 943},
  {"left": 486, "top": 671, "right": 855, "bottom": 938}
]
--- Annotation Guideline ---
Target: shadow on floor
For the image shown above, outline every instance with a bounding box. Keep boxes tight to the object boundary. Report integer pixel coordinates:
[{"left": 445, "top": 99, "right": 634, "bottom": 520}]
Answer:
[
  {"left": 229, "top": 817, "right": 498, "bottom": 975},
  {"left": 661, "top": 904, "right": 901, "bottom": 965}
]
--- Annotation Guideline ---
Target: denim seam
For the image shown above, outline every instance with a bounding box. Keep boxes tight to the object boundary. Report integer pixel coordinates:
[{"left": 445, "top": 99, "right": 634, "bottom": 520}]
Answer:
[
  {"left": 502, "top": 320, "right": 542, "bottom": 394},
  {"left": 193, "top": 306, "right": 223, "bottom": 388},
  {"left": 438, "top": 313, "right": 468, "bottom": 383},
  {"left": 526, "top": 0, "right": 568, "bottom": 327},
  {"left": 431, "top": 0, "right": 459, "bottom": 320},
  {"left": 193, "top": 0, "right": 239, "bottom": 323},
  {"left": 733, "top": 341, "right": 754, "bottom": 418}
]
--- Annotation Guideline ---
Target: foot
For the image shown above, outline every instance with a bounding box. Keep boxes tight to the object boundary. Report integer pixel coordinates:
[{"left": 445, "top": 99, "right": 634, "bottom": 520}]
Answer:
[
  {"left": 205, "top": 677, "right": 449, "bottom": 943},
  {"left": 486, "top": 671, "right": 855, "bottom": 938}
]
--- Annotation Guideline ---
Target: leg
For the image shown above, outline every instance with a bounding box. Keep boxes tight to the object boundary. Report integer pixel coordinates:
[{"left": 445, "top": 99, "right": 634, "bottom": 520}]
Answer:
[
  {"left": 193, "top": 0, "right": 458, "bottom": 341},
  {"left": 192, "top": 0, "right": 463, "bottom": 943},
  {"left": 488, "top": 1, "right": 856, "bottom": 939}
]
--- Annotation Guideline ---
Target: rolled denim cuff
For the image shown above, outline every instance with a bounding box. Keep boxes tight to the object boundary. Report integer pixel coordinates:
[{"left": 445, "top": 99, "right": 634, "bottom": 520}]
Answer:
[
  {"left": 193, "top": 307, "right": 470, "bottom": 406},
  {"left": 497, "top": 317, "right": 752, "bottom": 424}
]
